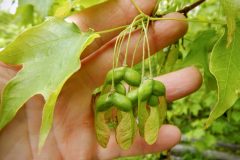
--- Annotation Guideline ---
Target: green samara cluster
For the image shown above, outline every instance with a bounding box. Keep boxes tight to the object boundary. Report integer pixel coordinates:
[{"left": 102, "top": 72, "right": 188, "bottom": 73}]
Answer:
[{"left": 93, "top": 66, "right": 167, "bottom": 149}]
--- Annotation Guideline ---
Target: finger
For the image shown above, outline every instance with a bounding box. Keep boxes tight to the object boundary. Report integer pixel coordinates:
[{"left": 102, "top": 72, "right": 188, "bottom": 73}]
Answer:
[
  {"left": 97, "top": 125, "right": 181, "bottom": 160},
  {"left": 156, "top": 66, "right": 202, "bottom": 102},
  {"left": 67, "top": 0, "right": 156, "bottom": 58},
  {"left": 82, "top": 12, "right": 188, "bottom": 87}
]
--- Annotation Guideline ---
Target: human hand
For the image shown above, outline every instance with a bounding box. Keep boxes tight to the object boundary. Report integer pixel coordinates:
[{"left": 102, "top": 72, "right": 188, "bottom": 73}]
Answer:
[{"left": 0, "top": 0, "right": 202, "bottom": 159}]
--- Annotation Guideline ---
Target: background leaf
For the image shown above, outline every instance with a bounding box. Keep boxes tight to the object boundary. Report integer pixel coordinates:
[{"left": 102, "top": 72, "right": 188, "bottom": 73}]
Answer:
[
  {"left": 220, "top": 0, "right": 240, "bottom": 46},
  {"left": 14, "top": 4, "right": 34, "bottom": 25},
  {"left": 207, "top": 22, "right": 240, "bottom": 126},
  {"left": 78, "top": 0, "right": 108, "bottom": 8},
  {"left": 19, "top": 0, "right": 55, "bottom": 17},
  {"left": 181, "top": 29, "right": 219, "bottom": 90},
  {"left": 0, "top": 18, "right": 99, "bottom": 149}
]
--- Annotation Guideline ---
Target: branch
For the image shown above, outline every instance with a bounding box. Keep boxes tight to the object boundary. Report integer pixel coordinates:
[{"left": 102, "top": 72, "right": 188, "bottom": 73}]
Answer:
[{"left": 177, "top": 0, "right": 206, "bottom": 16}]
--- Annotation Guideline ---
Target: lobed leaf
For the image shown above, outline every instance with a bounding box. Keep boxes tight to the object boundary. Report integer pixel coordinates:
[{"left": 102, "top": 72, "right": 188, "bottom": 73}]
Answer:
[
  {"left": 0, "top": 18, "right": 99, "bottom": 149},
  {"left": 164, "top": 45, "right": 179, "bottom": 72},
  {"left": 19, "top": 0, "right": 55, "bottom": 17},
  {"left": 78, "top": 0, "right": 108, "bottom": 8},
  {"left": 182, "top": 29, "right": 219, "bottom": 90},
  {"left": 207, "top": 22, "right": 240, "bottom": 127},
  {"left": 220, "top": 0, "right": 240, "bottom": 47}
]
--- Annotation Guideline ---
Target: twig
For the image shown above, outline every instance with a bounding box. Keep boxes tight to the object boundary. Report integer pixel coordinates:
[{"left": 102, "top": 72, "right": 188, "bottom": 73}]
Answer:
[{"left": 177, "top": 0, "right": 206, "bottom": 16}]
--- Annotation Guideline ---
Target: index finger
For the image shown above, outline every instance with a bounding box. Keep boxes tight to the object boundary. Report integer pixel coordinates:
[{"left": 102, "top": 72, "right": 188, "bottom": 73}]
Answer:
[{"left": 67, "top": 0, "right": 157, "bottom": 58}]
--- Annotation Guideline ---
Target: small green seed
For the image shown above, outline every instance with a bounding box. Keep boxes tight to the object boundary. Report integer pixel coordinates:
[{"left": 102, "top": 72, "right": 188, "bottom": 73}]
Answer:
[
  {"left": 138, "top": 79, "right": 153, "bottom": 101},
  {"left": 115, "top": 83, "right": 126, "bottom": 95},
  {"left": 96, "top": 94, "right": 112, "bottom": 112},
  {"left": 105, "top": 67, "right": 126, "bottom": 84},
  {"left": 152, "top": 80, "right": 165, "bottom": 96},
  {"left": 111, "top": 93, "right": 133, "bottom": 112},
  {"left": 123, "top": 68, "right": 141, "bottom": 86},
  {"left": 148, "top": 95, "right": 159, "bottom": 106},
  {"left": 127, "top": 89, "right": 138, "bottom": 106}
]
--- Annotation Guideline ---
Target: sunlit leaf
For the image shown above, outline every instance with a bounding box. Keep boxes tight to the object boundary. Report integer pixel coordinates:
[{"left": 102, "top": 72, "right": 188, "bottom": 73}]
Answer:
[
  {"left": 14, "top": 4, "right": 34, "bottom": 25},
  {"left": 0, "top": 18, "right": 99, "bottom": 149},
  {"left": 207, "top": 22, "right": 240, "bottom": 127},
  {"left": 182, "top": 29, "right": 219, "bottom": 90},
  {"left": 164, "top": 45, "right": 179, "bottom": 72},
  {"left": 78, "top": 0, "right": 108, "bottom": 8},
  {"left": 19, "top": 0, "right": 55, "bottom": 17},
  {"left": 220, "top": 0, "right": 240, "bottom": 47}
]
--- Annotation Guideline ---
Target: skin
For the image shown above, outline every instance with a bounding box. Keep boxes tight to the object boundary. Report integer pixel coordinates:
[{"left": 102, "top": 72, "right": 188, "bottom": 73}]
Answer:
[{"left": 0, "top": 0, "right": 202, "bottom": 160}]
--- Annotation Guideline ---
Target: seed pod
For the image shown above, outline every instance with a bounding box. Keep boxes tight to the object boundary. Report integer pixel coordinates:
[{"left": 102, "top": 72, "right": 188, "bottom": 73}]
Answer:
[
  {"left": 138, "top": 79, "right": 153, "bottom": 101},
  {"left": 148, "top": 95, "right": 159, "bottom": 107},
  {"left": 123, "top": 68, "right": 141, "bottom": 86},
  {"left": 105, "top": 67, "right": 126, "bottom": 84},
  {"left": 152, "top": 80, "right": 165, "bottom": 96},
  {"left": 127, "top": 89, "right": 138, "bottom": 106},
  {"left": 96, "top": 94, "right": 112, "bottom": 112},
  {"left": 111, "top": 93, "right": 133, "bottom": 112},
  {"left": 115, "top": 83, "right": 126, "bottom": 95}
]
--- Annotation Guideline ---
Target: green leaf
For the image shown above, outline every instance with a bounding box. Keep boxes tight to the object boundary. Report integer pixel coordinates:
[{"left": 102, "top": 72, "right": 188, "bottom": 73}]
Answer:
[
  {"left": 207, "top": 22, "right": 240, "bottom": 127},
  {"left": 78, "top": 0, "right": 108, "bottom": 8},
  {"left": 0, "top": 18, "right": 99, "bottom": 149},
  {"left": 14, "top": 4, "right": 34, "bottom": 25},
  {"left": 220, "top": 0, "right": 240, "bottom": 47},
  {"left": 54, "top": 1, "right": 72, "bottom": 18},
  {"left": 19, "top": 0, "right": 55, "bottom": 17},
  {"left": 182, "top": 29, "right": 219, "bottom": 90},
  {"left": 164, "top": 45, "right": 179, "bottom": 72}
]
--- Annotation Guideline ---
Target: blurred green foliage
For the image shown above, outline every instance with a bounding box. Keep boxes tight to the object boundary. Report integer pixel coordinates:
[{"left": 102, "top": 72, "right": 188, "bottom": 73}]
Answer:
[{"left": 0, "top": 0, "right": 240, "bottom": 159}]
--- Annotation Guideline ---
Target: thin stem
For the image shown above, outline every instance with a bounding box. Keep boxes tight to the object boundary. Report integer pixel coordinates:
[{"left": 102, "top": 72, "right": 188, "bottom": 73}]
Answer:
[
  {"left": 152, "top": 0, "right": 161, "bottom": 16},
  {"left": 113, "top": 33, "right": 121, "bottom": 67},
  {"left": 114, "top": 31, "right": 125, "bottom": 67},
  {"left": 104, "top": 18, "right": 223, "bottom": 35},
  {"left": 141, "top": 20, "right": 146, "bottom": 82},
  {"left": 149, "top": 17, "right": 225, "bottom": 25},
  {"left": 96, "top": 17, "right": 224, "bottom": 36},
  {"left": 130, "top": 0, "right": 144, "bottom": 15},
  {"left": 123, "top": 14, "right": 142, "bottom": 66},
  {"left": 131, "top": 30, "right": 143, "bottom": 67},
  {"left": 177, "top": 0, "right": 206, "bottom": 16},
  {"left": 96, "top": 25, "right": 128, "bottom": 35},
  {"left": 116, "top": 30, "right": 128, "bottom": 66},
  {"left": 111, "top": 31, "right": 123, "bottom": 89},
  {"left": 143, "top": 17, "right": 153, "bottom": 78}
]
